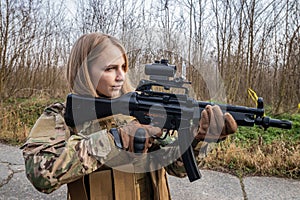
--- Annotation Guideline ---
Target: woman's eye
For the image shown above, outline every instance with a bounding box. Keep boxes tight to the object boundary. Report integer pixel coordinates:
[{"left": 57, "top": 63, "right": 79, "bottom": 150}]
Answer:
[{"left": 105, "top": 66, "right": 114, "bottom": 71}]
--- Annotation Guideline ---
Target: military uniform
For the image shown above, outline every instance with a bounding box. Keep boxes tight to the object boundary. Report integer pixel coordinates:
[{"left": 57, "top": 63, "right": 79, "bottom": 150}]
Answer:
[{"left": 21, "top": 102, "right": 208, "bottom": 200}]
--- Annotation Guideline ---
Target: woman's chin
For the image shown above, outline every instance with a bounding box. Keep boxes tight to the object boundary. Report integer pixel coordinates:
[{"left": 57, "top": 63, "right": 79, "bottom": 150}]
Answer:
[{"left": 109, "top": 91, "right": 122, "bottom": 98}]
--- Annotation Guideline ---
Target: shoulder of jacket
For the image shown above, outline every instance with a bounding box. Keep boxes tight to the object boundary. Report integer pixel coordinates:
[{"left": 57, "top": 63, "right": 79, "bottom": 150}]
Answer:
[{"left": 44, "top": 102, "right": 65, "bottom": 115}]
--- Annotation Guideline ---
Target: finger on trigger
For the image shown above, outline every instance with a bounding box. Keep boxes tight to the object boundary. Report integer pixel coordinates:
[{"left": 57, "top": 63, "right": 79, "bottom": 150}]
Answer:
[{"left": 142, "top": 124, "right": 162, "bottom": 137}]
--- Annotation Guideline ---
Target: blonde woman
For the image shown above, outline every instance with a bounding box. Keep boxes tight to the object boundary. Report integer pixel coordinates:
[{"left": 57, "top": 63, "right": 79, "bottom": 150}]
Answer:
[{"left": 21, "top": 32, "right": 237, "bottom": 200}]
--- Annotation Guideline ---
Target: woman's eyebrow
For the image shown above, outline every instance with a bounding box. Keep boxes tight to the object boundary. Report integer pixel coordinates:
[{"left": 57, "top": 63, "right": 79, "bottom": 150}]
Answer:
[
  {"left": 107, "top": 63, "right": 125, "bottom": 68},
  {"left": 107, "top": 64, "right": 118, "bottom": 67}
]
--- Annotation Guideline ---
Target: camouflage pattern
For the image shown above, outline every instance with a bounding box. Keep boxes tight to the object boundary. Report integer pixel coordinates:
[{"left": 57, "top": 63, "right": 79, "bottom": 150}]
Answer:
[
  {"left": 21, "top": 102, "right": 212, "bottom": 194},
  {"left": 21, "top": 103, "right": 119, "bottom": 193}
]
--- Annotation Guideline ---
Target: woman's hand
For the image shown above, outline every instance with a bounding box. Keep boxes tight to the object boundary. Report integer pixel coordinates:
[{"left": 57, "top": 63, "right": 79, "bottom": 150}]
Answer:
[
  {"left": 195, "top": 105, "right": 237, "bottom": 142},
  {"left": 118, "top": 120, "right": 162, "bottom": 153}
]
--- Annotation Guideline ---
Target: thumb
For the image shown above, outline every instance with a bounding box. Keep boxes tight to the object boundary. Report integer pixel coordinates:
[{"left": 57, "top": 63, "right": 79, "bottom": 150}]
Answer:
[{"left": 221, "top": 113, "right": 237, "bottom": 135}]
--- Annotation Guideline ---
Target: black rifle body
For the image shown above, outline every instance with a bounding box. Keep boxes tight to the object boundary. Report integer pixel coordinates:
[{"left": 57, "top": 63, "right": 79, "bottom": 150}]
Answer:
[{"left": 64, "top": 91, "right": 292, "bottom": 182}]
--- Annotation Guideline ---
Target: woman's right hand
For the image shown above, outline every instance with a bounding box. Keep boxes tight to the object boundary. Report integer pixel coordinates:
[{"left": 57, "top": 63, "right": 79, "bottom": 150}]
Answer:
[{"left": 117, "top": 120, "right": 162, "bottom": 153}]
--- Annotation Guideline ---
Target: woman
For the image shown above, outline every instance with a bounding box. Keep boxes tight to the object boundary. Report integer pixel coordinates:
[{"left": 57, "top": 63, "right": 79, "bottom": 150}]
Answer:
[{"left": 21, "top": 32, "right": 237, "bottom": 200}]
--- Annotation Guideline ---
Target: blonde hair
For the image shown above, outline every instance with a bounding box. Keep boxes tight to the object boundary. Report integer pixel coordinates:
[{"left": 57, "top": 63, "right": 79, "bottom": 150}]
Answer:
[{"left": 66, "top": 32, "right": 134, "bottom": 97}]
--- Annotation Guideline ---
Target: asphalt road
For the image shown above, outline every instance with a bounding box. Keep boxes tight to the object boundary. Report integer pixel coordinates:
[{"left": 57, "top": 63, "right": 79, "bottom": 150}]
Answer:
[{"left": 0, "top": 143, "right": 299, "bottom": 200}]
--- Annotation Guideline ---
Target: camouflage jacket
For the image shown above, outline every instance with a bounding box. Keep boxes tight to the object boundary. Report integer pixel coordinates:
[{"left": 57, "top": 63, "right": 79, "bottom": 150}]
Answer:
[{"left": 21, "top": 102, "right": 210, "bottom": 194}]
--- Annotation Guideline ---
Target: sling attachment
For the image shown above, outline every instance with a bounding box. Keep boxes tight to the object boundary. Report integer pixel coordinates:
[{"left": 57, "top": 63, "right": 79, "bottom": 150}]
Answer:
[{"left": 109, "top": 128, "right": 123, "bottom": 149}]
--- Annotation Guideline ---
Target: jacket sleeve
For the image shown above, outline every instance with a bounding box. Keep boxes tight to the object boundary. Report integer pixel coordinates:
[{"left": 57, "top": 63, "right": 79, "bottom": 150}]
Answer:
[{"left": 21, "top": 103, "right": 120, "bottom": 194}]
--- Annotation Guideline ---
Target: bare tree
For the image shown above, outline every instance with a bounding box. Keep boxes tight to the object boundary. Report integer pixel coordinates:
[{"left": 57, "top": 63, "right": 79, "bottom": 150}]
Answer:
[{"left": 0, "top": 0, "right": 298, "bottom": 112}]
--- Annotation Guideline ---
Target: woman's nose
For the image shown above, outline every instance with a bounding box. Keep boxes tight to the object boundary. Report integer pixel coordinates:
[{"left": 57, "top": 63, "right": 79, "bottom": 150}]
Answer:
[{"left": 115, "top": 67, "right": 125, "bottom": 81}]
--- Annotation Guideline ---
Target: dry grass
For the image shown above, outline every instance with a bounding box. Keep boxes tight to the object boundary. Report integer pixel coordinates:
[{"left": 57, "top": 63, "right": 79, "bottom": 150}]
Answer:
[
  {"left": 200, "top": 138, "right": 300, "bottom": 179},
  {"left": 1, "top": 103, "right": 30, "bottom": 144},
  {"left": 0, "top": 95, "right": 63, "bottom": 145}
]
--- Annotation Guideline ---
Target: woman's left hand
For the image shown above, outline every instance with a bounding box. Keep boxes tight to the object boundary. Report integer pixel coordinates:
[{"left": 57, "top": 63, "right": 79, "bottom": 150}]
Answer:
[{"left": 194, "top": 105, "right": 238, "bottom": 142}]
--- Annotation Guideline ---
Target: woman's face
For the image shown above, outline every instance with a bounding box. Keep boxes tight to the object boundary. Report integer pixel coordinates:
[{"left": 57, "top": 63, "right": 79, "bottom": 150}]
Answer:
[{"left": 89, "top": 45, "right": 126, "bottom": 98}]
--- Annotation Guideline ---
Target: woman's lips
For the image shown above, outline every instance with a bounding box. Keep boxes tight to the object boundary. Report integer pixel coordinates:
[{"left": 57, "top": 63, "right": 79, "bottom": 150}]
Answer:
[{"left": 112, "top": 85, "right": 122, "bottom": 90}]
